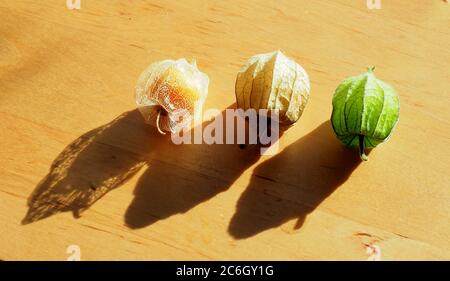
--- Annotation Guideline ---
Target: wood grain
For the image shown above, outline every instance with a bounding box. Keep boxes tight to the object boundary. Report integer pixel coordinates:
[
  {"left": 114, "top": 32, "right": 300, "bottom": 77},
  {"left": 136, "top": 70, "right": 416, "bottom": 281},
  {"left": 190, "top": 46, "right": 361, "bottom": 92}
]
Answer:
[{"left": 0, "top": 0, "right": 449, "bottom": 260}]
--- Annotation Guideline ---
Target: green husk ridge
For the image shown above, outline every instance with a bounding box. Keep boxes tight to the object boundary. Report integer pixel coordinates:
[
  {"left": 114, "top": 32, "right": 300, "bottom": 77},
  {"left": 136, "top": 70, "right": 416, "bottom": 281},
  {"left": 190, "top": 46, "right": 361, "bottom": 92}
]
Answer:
[{"left": 331, "top": 67, "right": 400, "bottom": 161}]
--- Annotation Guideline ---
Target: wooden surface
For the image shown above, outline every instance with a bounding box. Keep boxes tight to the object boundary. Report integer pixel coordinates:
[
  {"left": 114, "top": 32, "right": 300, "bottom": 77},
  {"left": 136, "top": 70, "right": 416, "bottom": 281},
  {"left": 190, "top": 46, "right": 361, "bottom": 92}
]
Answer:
[{"left": 0, "top": 0, "right": 449, "bottom": 261}]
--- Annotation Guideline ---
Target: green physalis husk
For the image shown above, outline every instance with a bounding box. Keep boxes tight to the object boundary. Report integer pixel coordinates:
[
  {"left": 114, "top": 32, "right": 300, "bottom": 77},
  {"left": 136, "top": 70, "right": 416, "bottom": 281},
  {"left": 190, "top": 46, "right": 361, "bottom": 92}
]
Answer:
[{"left": 331, "top": 67, "right": 400, "bottom": 161}]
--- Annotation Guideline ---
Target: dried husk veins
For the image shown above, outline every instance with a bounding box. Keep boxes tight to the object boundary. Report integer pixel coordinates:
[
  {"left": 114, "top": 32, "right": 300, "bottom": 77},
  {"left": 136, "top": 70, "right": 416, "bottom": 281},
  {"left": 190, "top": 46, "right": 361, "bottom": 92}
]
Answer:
[
  {"left": 135, "top": 59, "right": 209, "bottom": 133},
  {"left": 331, "top": 67, "right": 400, "bottom": 161},
  {"left": 235, "top": 50, "right": 310, "bottom": 124}
]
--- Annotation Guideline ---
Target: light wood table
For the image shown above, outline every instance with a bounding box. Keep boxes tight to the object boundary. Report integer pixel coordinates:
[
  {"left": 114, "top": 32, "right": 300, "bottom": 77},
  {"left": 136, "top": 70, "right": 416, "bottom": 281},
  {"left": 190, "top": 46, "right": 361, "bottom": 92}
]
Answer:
[{"left": 1, "top": 0, "right": 449, "bottom": 260}]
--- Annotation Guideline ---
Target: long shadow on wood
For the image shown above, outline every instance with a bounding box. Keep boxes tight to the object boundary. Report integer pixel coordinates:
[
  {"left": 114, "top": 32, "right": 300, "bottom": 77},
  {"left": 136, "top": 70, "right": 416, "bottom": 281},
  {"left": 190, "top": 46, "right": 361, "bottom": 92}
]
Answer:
[
  {"left": 228, "top": 121, "right": 362, "bottom": 239},
  {"left": 22, "top": 109, "right": 167, "bottom": 224},
  {"left": 123, "top": 106, "right": 273, "bottom": 229},
  {"left": 23, "top": 104, "right": 285, "bottom": 228}
]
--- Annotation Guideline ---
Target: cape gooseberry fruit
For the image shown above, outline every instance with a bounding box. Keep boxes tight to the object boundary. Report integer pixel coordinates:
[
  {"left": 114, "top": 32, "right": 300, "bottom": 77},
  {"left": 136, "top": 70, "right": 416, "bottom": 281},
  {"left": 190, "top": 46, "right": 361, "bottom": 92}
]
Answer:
[
  {"left": 135, "top": 59, "right": 209, "bottom": 134},
  {"left": 235, "top": 50, "right": 310, "bottom": 124},
  {"left": 331, "top": 67, "right": 400, "bottom": 161}
]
